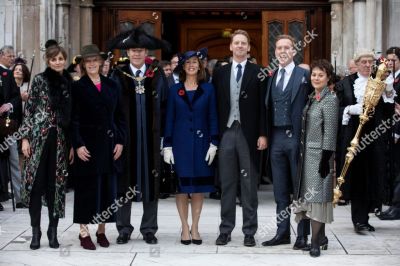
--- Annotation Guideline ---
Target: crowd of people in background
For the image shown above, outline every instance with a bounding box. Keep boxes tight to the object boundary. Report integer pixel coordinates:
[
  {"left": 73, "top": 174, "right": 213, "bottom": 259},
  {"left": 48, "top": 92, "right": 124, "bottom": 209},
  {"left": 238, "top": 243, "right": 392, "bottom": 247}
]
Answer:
[{"left": 0, "top": 26, "right": 399, "bottom": 257}]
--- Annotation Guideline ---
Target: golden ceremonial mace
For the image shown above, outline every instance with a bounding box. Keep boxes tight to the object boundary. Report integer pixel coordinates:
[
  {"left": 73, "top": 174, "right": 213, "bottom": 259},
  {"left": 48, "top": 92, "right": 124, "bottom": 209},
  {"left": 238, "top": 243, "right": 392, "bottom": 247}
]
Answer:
[{"left": 333, "top": 59, "right": 390, "bottom": 206}]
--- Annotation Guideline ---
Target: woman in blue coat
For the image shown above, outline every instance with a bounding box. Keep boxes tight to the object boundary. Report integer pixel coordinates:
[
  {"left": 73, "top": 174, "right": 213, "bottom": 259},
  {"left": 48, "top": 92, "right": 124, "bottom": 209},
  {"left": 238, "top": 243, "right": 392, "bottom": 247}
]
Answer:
[{"left": 163, "top": 48, "right": 218, "bottom": 245}]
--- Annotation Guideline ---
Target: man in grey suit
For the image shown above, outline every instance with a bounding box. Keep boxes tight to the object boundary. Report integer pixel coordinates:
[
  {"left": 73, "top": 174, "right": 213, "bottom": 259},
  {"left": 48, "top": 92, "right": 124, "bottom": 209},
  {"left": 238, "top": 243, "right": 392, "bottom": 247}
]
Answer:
[
  {"left": 262, "top": 35, "right": 311, "bottom": 249},
  {"left": 213, "top": 29, "right": 267, "bottom": 247}
]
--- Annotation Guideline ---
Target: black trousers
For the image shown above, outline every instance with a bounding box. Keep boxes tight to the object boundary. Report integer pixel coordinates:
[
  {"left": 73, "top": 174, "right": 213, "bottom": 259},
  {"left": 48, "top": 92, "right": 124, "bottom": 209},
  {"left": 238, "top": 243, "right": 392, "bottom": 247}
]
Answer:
[
  {"left": 351, "top": 198, "right": 373, "bottom": 225},
  {"left": 29, "top": 128, "right": 58, "bottom": 227}
]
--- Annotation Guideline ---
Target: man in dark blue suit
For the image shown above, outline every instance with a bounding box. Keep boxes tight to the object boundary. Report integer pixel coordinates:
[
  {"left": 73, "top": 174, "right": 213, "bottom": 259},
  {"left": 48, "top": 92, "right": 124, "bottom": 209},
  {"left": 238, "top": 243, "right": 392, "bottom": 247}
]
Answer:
[{"left": 262, "top": 35, "right": 311, "bottom": 249}]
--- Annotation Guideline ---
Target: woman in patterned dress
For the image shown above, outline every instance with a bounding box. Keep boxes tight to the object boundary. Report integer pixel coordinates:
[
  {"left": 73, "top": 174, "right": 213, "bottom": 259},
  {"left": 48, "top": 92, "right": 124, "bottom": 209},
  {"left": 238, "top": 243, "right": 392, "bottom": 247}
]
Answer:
[
  {"left": 20, "top": 40, "right": 73, "bottom": 250},
  {"left": 293, "top": 59, "right": 339, "bottom": 257}
]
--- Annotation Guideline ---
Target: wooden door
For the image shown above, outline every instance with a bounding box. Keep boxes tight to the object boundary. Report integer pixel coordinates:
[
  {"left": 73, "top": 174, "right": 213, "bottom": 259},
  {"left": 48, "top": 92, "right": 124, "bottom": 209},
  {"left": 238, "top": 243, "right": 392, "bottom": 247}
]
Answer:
[
  {"left": 261, "top": 10, "right": 309, "bottom": 67},
  {"left": 179, "top": 19, "right": 261, "bottom": 64},
  {"left": 114, "top": 10, "right": 162, "bottom": 60}
]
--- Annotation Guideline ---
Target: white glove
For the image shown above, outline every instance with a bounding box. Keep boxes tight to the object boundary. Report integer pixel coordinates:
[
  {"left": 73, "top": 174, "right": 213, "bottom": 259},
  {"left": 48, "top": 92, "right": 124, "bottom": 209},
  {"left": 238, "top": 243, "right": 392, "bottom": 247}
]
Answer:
[
  {"left": 163, "top": 147, "right": 174, "bottom": 164},
  {"left": 347, "top": 104, "right": 363, "bottom": 115},
  {"left": 205, "top": 143, "right": 218, "bottom": 165}
]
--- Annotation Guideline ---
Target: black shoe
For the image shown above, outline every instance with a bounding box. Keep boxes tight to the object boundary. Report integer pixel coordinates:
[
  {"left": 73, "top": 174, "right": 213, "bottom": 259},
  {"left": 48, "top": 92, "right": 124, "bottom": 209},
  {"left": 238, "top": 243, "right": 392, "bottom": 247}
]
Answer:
[
  {"left": 209, "top": 191, "right": 221, "bottom": 200},
  {"left": 354, "top": 223, "right": 374, "bottom": 232},
  {"left": 302, "top": 236, "right": 328, "bottom": 251},
  {"left": 244, "top": 235, "right": 256, "bottom": 247},
  {"left": 310, "top": 245, "right": 321, "bottom": 257},
  {"left": 143, "top": 232, "right": 158, "bottom": 244},
  {"left": 293, "top": 236, "right": 308, "bottom": 250},
  {"left": 215, "top": 233, "right": 231, "bottom": 245},
  {"left": 116, "top": 233, "right": 130, "bottom": 244},
  {"left": 377, "top": 209, "right": 400, "bottom": 220},
  {"left": 47, "top": 227, "right": 59, "bottom": 248},
  {"left": 180, "top": 235, "right": 191, "bottom": 245},
  {"left": 159, "top": 193, "right": 170, "bottom": 199},
  {"left": 261, "top": 234, "right": 290, "bottom": 246},
  {"left": 15, "top": 202, "right": 26, "bottom": 209},
  {"left": 30, "top": 227, "right": 41, "bottom": 250},
  {"left": 0, "top": 203, "right": 3, "bottom": 211},
  {"left": 190, "top": 231, "right": 202, "bottom": 245}
]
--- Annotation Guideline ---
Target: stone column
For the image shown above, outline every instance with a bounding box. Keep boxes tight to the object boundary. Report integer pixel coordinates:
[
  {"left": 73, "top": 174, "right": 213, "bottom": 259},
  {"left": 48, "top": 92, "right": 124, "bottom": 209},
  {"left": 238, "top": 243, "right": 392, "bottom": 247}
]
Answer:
[
  {"left": 374, "top": 0, "right": 382, "bottom": 55},
  {"left": 353, "top": 0, "right": 366, "bottom": 52},
  {"left": 69, "top": 0, "right": 81, "bottom": 58},
  {"left": 342, "top": 0, "right": 354, "bottom": 68},
  {"left": 56, "top": 0, "right": 70, "bottom": 55},
  {"left": 330, "top": 0, "right": 343, "bottom": 73},
  {"left": 80, "top": 0, "right": 93, "bottom": 47},
  {"left": 365, "top": 0, "right": 376, "bottom": 51}
]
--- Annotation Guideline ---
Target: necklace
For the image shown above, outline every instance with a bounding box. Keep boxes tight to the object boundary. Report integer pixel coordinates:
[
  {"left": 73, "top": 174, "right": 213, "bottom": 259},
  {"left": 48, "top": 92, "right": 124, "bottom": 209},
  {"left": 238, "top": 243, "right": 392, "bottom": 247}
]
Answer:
[{"left": 90, "top": 76, "right": 101, "bottom": 84}]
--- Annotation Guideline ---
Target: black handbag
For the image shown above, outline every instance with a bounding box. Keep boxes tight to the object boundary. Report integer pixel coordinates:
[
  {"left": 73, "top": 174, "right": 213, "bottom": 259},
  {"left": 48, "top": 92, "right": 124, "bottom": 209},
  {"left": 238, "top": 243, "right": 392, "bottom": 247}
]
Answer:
[{"left": 159, "top": 163, "right": 179, "bottom": 194}]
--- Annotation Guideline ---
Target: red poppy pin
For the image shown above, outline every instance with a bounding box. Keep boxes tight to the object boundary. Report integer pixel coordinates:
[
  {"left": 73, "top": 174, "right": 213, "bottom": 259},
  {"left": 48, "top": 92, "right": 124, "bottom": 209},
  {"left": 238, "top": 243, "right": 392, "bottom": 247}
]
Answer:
[
  {"left": 178, "top": 88, "right": 185, "bottom": 96},
  {"left": 145, "top": 68, "right": 155, "bottom": 78},
  {"left": 2, "top": 72, "right": 7, "bottom": 77},
  {"left": 395, "top": 78, "right": 399, "bottom": 84},
  {"left": 268, "top": 71, "right": 274, "bottom": 77},
  {"left": 314, "top": 92, "right": 321, "bottom": 101}
]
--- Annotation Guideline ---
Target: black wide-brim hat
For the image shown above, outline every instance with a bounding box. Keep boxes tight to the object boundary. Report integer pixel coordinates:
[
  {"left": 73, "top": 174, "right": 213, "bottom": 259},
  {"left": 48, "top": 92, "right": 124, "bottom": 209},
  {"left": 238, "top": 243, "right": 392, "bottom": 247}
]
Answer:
[
  {"left": 175, "top": 47, "right": 208, "bottom": 73},
  {"left": 107, "top": 24, "right": 170, "bottom": 51}
]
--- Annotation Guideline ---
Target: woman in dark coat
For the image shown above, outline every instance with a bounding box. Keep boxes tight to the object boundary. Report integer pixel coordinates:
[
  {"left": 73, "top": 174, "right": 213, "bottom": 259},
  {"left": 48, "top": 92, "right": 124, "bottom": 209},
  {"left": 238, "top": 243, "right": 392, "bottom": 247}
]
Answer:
[
  {"left": 163, "top": 48, "right": 218, "bottom": 245},
  {"left": 20, "top": 40, "right": 72, "bottom": 250},
  {"left": 293, "top": 59, "right": 338, "bottom": 257},
  {"left": 71, "top": 44, "right": 126, "bottom": 250}
]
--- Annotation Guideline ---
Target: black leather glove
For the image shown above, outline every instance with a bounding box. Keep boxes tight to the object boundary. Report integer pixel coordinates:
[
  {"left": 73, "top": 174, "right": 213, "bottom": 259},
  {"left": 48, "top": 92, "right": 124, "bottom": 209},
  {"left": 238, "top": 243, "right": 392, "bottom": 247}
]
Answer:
[{"left": 318, "top": 150, "right": 333, "bottom": 178}]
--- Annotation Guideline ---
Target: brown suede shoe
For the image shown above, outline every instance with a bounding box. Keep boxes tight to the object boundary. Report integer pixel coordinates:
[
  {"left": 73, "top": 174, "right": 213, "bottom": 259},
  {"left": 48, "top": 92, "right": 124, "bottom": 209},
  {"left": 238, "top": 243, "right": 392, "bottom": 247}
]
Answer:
[
  {"left": 79, "top": 235, "right": 96, "bottom": 250},
  {"left": 96, "top": 232, "right": 110, "bottom": 247}
]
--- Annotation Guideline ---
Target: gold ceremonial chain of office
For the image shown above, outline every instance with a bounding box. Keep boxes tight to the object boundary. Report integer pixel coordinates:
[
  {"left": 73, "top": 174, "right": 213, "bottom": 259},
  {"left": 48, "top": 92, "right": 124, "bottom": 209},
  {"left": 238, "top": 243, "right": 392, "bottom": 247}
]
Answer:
[{"left": 117, "top": 68, "right": 147, "bottom": 94}]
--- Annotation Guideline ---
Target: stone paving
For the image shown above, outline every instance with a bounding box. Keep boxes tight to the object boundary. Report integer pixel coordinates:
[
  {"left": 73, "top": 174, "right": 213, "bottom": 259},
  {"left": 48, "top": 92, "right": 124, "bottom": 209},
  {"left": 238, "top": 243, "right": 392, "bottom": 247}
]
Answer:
[{"left": 0, "top": 185, "right": 399, "bottom": 266}]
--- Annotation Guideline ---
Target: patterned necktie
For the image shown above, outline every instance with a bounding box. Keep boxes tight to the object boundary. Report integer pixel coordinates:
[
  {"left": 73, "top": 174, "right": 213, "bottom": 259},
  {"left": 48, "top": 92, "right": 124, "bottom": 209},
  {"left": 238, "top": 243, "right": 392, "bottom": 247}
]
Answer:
[
  {"left": 236, "top": 64, "right": 242, "bottom": 82},
  {"left": 276, "top": 68, "right": 286, "bottom": 91},
  {"left": 135, "top": 69, "right": 141, "bottom": 77}
]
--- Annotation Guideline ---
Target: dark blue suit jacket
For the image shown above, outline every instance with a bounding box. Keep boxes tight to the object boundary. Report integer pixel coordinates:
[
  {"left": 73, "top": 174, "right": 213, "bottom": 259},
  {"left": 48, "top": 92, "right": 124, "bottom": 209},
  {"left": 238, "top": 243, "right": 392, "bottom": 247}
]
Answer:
[{"left": 265, "top": 65, "right": 311, "bottom": 142}]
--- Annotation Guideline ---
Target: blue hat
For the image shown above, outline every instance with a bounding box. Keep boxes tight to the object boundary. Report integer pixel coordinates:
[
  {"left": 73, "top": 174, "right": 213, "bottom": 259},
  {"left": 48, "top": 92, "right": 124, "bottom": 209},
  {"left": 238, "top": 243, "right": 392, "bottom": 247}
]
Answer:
[{"left": 175, "top": 47, "right": 208, "bottom": 73}]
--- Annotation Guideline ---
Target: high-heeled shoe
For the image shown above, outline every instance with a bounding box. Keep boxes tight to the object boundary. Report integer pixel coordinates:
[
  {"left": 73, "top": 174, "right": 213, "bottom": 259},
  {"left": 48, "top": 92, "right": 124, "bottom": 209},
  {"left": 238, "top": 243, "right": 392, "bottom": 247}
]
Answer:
[
  {"left": 310, "top": 245, "right": 321, "bottom": 257},
  {"left": 180, "top": 233, "right": 191, "bottom": 245},
  {"left": 320, "top": 236, "right": 328, "bottom": 250},
  {"left": 302, "top": 236, "right": 328, "bottom": 251},
  {"left": 47, "top": 226, "right": 59, "bottom": 248},
  {"left": 30, "top": 227, "right": 41, "bottom": 250},
  {"left": 79, "top": 234, "right": 96, "bottom": 250},
  {"left": 190, "top": 231, "right": 202, "bottom": 245},
  {"left": 96, "top": 232, "right": 110, "bottom": 247}
]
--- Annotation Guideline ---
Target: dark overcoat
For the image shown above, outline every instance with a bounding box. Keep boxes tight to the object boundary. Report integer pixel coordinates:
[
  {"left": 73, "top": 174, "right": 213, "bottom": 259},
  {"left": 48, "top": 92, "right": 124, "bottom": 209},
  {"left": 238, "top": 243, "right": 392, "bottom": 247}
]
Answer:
[
  {"left": 111, "top": 64, "right": 168, "bottom": 202},
  {"left": 71, "top": 75, "right": 126, "bottom": 223}
]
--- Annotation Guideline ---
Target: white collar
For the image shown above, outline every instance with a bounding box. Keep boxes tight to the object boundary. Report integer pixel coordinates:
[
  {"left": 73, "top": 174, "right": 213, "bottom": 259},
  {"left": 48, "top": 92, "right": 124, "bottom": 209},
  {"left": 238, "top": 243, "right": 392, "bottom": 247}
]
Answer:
[
  {"left": 278, "top": 61, "right": 295, "bottom": 76},
  {"left": 354, "top": 74, "right": 369, "bottom": 104},
  {"left": 129, "top": 64, "right": 146, "bottom": 77},
  {"left": 0, "top": 64, "right": 8, "bottom": 69},
  {"left": 232, "top": 59, "right": 247, "bottom": 70}
]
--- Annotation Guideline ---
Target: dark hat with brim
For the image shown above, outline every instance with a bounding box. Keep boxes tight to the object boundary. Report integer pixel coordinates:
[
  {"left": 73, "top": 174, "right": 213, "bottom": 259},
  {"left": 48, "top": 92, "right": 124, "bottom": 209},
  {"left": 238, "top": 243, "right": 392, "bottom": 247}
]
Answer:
[
  {"left": 80, "top": 44, "right": 108, "bottom": 60},
  {"left": 107, "top": 24, "right": 170, "bottom": 51},
  {"left": 175, "top": 47, "right": 208, "bottom": 73}
]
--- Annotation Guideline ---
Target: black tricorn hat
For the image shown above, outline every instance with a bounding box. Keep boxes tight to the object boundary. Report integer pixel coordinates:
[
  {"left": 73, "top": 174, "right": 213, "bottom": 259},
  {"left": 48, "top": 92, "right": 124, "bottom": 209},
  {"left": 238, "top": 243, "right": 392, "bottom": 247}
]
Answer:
[{"left": 107, "top": 24, "right": 170, "bottom": 51}]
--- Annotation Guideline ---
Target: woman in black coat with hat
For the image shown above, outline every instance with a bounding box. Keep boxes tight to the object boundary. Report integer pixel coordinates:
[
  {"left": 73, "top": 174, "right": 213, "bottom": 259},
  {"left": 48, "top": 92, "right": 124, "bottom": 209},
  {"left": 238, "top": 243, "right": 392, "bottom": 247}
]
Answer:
[{"left": 71, "top": 44, "right": 126, "bottom": 250}]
